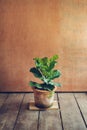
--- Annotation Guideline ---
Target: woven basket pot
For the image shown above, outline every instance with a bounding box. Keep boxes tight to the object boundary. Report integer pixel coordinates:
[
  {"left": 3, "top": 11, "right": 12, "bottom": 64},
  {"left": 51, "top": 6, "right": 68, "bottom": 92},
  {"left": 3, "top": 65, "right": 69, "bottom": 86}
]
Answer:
[{"left": 32, "top": 87, "right": 56, "bottom": 108}]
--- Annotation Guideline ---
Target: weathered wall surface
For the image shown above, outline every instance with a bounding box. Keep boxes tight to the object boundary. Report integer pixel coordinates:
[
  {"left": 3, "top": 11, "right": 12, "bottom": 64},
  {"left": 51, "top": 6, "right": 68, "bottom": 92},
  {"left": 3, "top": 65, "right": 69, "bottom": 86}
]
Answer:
[{"left": 0, "top": 0, "right": 87, "bottom": 91}]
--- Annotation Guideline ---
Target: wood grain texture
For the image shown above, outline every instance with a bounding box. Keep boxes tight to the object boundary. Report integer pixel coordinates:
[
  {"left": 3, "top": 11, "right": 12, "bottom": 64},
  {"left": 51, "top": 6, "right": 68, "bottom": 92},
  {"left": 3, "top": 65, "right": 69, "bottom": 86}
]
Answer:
[
  {"left": 0, "top": 94, "right": 24, "bottom": 130},
  {"left": 14, "top": 93, "right": 39, "bottom": 130},
  {"left": 74, "top": 93, "right": 87, "bottom": 127},
  {"left": 58, "top": 93, "right": 86, "bottom": 130},
  {"left": 39, "top": 94, "right": 62, "bottom": 130},
  {"left": 0, "top": 94, "right": 8, "bottom": 108},
  {"left": 0, "top": 93, "right": 87, "bottom": 130},
  {"left": 0, "top": 0, "right": 87, "bottom": 91}
]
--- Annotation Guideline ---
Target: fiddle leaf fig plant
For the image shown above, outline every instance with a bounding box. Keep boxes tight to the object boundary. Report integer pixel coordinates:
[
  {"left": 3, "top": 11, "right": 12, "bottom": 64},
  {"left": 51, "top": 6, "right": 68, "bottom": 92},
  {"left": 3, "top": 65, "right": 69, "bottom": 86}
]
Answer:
[{"left": 29, "top": 54, "right": 61, "bottom": 91}]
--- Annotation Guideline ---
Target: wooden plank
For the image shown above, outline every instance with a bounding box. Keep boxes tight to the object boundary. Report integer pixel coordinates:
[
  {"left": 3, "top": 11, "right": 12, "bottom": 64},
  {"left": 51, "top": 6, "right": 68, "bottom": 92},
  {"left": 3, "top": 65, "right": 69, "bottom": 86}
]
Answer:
[
  {"left": 39, "top": 93, "right": 62, "bottom": 130},
  {"left": 0, "top": 94, "right": 24, "bottom": 130},
  {"left": 14, "top": 93, "right": 39, "bottom": 130},
  {"left": 29, "top": 101, "right": 58, "bottom": 110},
  {"left": 74, "top": 93, "right": 87, "bottom": 127},
  {"left": 58, "top": 93, "right": 86, "bottom": 130},
  {"left": 0, "top": 94, "right": 8, "bottom": 108}
]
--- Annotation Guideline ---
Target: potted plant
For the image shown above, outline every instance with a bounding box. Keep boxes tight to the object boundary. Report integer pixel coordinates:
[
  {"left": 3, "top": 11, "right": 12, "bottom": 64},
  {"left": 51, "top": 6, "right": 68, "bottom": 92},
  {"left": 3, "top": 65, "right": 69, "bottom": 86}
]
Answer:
[{"left": 29, "top": 54, "right": 61, "bottom": 108}]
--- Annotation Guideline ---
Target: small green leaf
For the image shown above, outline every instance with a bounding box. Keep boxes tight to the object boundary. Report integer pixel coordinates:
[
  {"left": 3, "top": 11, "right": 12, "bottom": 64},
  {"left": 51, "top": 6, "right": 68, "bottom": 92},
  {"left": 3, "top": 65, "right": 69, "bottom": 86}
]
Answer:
[
  {"left": 50, "top": 54, "right": 59, "bottom": 62},
  {"left": 48, "top": 61, "right": 57, "bottom": 71},
  {"left": 42, "top": 57, "right": 48, "bottom": 65},
  {"left": 49, "top": 70, "right": 61, "bottom": 80},
  {"left": 49, "top": 81, "right": 61, "bottom": 87}
]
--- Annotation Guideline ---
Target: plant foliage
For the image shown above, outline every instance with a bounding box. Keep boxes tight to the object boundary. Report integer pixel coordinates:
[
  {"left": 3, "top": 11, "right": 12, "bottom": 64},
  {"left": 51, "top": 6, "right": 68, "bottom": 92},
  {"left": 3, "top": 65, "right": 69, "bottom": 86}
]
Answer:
[{"left": 29, "top": 54, "right": 61, "bottom": 91}]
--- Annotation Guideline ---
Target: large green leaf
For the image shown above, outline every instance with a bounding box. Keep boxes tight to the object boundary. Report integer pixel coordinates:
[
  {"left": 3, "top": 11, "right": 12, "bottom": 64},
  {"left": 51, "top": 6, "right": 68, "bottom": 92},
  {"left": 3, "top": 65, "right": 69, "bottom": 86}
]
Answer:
[
  {"left": 41, "top": 83, "right": 55, "bottom": 91},
  {"left": 30, "top": 67, "right": 42, "bottom": 79},
  {"left": 29, "top": 81, "right": 55, "bottom": 91},
  {"left": 29, "top": 81, "right": 42, "bottom": 89}
]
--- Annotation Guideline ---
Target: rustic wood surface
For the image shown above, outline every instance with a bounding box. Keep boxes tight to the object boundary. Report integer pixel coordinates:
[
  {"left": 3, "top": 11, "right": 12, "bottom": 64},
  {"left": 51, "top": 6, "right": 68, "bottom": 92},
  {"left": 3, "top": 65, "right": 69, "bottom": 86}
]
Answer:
[
  {"left": 29, "top": 101, "right": 58, "bottom": 111},
  {"left": 74, "top": 93, "right": 87, "bottom": 128},
  {"left": 0, "top": 93, "right": 87, "bottom": 130}
]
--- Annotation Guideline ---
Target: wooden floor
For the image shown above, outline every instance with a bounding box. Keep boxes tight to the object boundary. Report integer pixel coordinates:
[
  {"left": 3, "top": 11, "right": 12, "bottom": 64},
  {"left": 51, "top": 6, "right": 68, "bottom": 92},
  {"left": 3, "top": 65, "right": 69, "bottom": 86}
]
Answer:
[{"left": 0, "top": 93, "right": 87, "bottom": 130}]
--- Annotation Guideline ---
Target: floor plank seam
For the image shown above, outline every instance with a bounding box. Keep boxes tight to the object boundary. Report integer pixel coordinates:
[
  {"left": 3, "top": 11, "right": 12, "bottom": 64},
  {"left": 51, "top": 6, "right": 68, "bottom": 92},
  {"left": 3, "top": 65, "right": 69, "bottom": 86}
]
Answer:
[
  {"left": 37, "top": 111, "right": 40, "bottom": 130},
  {"left": 13, "top": 94, "right": 25, "bottom": 130},
  {"left": 57, "top": 93, "right": 64, "bottom": 130},
  {"left": 73, "top": 93, "right": 87, "bottom": 128}
]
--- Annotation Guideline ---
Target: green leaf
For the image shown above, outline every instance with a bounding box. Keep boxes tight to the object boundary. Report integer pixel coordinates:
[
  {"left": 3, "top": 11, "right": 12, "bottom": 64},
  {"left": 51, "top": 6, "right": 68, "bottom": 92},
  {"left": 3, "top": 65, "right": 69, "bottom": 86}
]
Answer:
[
  {"left": 41, "top": 83, "right": 55, "bottom": 91},
  {"left": 49, "top": 81, "right": 61, "bottom": 87},
  {"left": 50, "top": 54, "right": 59, "bottom": 62},
  {"left": 29, "top": 81, "right": 42, "bottom": 89},
  {"left": 47, "top": 55, "right": 59, "bottom": 71},
  {"left": 30, "top": 67, "right": 42, "bottom": 79},
  {"left": 48, "top": 61, "right": 57, "bottom": 71},
  {"left": 42, "top": 57, "right": 48, "bottom": 65},
  {"left": 33, "top": 58, "right": 42, "bottom": 69},
  {"left": 29, "top": 81, "right": 55, "bottom": 91},
  {"left": 50, "top": 70, "right": 61, "bottom": 80}
]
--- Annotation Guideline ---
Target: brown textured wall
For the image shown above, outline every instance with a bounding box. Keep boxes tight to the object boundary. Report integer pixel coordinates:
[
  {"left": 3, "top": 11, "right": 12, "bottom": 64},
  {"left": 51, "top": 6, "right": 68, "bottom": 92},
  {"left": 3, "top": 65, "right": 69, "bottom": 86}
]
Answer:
[{"left": 0, "top": 0, "right": 87, "bottom": 92}]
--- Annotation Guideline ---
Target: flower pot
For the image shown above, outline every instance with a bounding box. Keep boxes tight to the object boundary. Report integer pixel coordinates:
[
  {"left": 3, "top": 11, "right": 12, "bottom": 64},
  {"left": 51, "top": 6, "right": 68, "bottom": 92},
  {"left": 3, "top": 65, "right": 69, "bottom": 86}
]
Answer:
[{"left": 32, "top": 87, "right": 56, "bottom": 108}]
